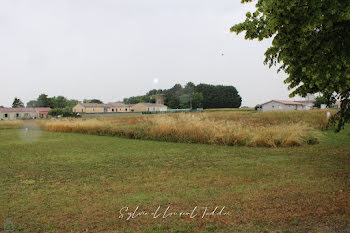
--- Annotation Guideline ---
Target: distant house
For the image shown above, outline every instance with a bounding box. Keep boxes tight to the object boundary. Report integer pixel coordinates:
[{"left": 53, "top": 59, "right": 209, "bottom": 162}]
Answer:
[
  {"left": 256, "top": 100, "right": 306, "bottom": 112},
  {"left": 72, "top": 102, "right": 134, "bottom": 113},
  {"left": 0, "top": 107, "right": 51, "bottom": 120},
  {"left": 132, "top": 103, "right": 167, "bottom": 112},
  {"left": 72, "top": 102, "right": 168, "bottom": 114},
  {"left": 72, "top": 103, "right": 112, "bottom": 113},
  {"left": 108, "top": 102, "right": 134, "bottom": 112}
]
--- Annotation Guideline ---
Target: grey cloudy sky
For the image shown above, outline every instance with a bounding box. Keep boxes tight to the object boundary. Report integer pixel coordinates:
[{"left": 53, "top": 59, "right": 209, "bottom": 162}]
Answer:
[{"left": 0, "top": 0, "right": 295, "bottom": 107}]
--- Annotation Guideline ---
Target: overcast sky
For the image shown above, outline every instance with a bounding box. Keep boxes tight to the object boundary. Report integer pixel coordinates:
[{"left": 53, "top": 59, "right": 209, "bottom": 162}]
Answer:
[{"left": 0, "top": 0, "right": 297, "bottom": 107}]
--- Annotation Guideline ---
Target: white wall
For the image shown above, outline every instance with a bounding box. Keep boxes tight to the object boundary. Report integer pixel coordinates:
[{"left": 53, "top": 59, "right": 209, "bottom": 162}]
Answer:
[{"left": 261, "top": 101, "right": 305, "bottom": 112}]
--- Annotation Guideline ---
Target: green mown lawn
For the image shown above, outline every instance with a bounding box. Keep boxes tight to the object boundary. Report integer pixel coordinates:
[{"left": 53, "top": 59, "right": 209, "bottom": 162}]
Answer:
[{"left": 0, "top": 128, "right": 349, "bottom": 232}]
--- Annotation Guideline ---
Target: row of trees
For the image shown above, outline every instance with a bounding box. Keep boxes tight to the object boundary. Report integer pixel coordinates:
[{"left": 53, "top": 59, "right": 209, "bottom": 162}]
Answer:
[
  {"left": 26, "top": 94, "right": 79, "bottom": 117},
  {"left": 123, "top": 82, "right": 242, "bottom": 109},
  {"left": 26, "top": 94, "right": 78, "bottom": 109},
  {"left": 10, "top": 95, "right": 103, "bottom": 110}
]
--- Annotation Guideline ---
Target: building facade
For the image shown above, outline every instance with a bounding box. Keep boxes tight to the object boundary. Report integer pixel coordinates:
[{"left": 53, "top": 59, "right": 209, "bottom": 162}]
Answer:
[
  {"left": 132, "top": 103, "right": 168, "bottom": 112},
  {"left": 72, "top": 103, "right": 112, "bottom": 113},
  {"left": 108, "top": 102, "right": 134, "bottom": 112},
  {"left": 0, "top": 108, "right": 51, "bottom": 120},
  {"left": 257, "top": 100, "right": 306, "bottom": 112},
  {"left": 72, "top": 102, "right": 167, "bottom": 113}
]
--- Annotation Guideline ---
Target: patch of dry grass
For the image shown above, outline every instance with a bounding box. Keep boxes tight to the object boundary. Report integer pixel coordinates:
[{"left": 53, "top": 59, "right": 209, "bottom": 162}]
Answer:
[
  {"left": 37, "top": 110, "right": 333, "bottom": 147},
  {"left": 141, "top": 114, "right": 320, "bottom": 147},
  {"left": 0, "top": 120, "right": 23, "bottom": 129}
]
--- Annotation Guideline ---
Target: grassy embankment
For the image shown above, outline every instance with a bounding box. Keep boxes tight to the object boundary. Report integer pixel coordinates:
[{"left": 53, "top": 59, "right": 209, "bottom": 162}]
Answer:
[{"left": 0, "top": 126, "right": 349, "bottom": 232}]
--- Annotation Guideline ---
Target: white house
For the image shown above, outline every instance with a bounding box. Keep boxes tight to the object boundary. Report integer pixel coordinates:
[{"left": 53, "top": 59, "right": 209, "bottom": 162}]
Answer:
[{"left": 256, "top": 100, "right": 306, "bottom": 112}]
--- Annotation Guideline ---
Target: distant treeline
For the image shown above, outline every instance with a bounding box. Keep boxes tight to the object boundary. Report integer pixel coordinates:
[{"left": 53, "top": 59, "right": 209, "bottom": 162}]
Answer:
[
  {"left": 27, "top": 94, "right": 78, "bottom": 109},
  {"left": 123, "top": 82, "right": 242, "bottom": 109},
  {"left": 25, "top": 94, "right": 79, "bottom": 116}
]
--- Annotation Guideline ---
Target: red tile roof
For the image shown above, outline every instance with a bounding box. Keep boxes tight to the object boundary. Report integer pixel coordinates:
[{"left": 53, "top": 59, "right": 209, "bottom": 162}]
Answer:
[{"left": 0, "top": 107, "right": 51, "bottom": 112}]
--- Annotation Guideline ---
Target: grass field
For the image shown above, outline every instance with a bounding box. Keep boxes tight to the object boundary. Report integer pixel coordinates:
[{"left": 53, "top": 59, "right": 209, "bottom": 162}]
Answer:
[
  {"left": 4, "top": 110, "right": 334, "bottom": 148},
  {"left": 1, "top": 124, "right": 349, "bottom": 232}
]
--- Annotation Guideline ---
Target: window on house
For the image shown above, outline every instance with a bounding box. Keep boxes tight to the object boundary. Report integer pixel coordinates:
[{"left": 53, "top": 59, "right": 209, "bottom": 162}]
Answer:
[
  {"left": 125, "top": 108, "right": 127, "bottom": 111},
  {"left": 81, "top": 109, "right": 84, "bottom": 112},
  {"left": 24, "top": 113, "right": 29, "bottom": 117},
  {"left": 16, "top": 113, "right": 20, "bottom": 118},
  {"left": 4, "top": 113, "right": 8, "bottom": 118},
  {"left": 112, "top": 108, "right": 114, "bottom": 112},
  {"left": 147, "top": 108, "right": 150, "bottom": 111},
  {"left": 272, "top": 105, "right": 274, "bottom": 108}
]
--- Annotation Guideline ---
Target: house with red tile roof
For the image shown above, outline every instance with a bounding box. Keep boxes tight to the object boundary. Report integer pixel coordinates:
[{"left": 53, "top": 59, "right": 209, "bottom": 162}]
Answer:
[{"left": 0, "top": 107, "right": 51, "bottom": 120}]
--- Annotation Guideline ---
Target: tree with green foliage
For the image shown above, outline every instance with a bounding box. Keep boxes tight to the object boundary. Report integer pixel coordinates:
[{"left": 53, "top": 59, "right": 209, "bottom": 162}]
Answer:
[
  {"left": 83, "top": 99, "right": 103, "bottom": 104},
  {"left": 66, "top": 99, "right": 79, "bottom": 109},
  {"left": 231, "top": 0, "right": 350, "bottom": 131},
  {"left": 195, "top": 84, "right": 241, "bottom": 108},
  {"left": 37, "top": 94, "right": 52, "bottom": 107},
  {"left": 123, "top": 95, "right": 154, "bottom": 104},
  {"left": 165, "top": 84, "right": 183, "bottom": 109},
  {"left": 179, "top": 94, "right": 191, "bottom": 109},
  {"left": 49, "top": 108, "right": 75, "bottom": 117},
  {"left": 313, "top": 96, "right": 328, "bottom": 108},
  {"left": 123, "top": 82, "right": 241, "bottom": 109},
  {"left": 51, "top": 96, "right": 68, "bottom": 108},
  {"left": 26, "top": 94, "right": 79, "bottom": 116},
  {"left": 192, "top": 92, "right": 204, "bottom": 109},
  {"left": 12, "top": 97, "right": 25, "bottom": 108},
  {"left": 26, "top": 100, "right": 38, "bottom": 108}
]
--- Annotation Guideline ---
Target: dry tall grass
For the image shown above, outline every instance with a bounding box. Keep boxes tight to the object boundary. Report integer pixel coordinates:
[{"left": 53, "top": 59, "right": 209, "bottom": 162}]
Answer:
[
  {"left": 37, "top": 110, "right": 332, "bottom": 147},
  {"left": 0, "top": 120, "right": 23, "bottom": 129}
]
